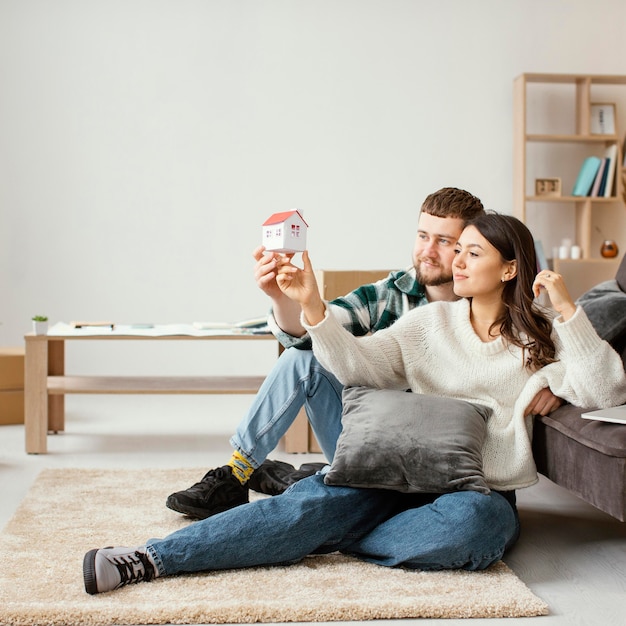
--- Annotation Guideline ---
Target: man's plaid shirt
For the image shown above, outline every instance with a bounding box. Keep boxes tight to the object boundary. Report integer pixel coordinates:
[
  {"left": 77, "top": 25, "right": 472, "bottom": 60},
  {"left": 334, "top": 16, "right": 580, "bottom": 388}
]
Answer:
[{"left": 268, "top": 267, "right": 429, "bottom": 350}]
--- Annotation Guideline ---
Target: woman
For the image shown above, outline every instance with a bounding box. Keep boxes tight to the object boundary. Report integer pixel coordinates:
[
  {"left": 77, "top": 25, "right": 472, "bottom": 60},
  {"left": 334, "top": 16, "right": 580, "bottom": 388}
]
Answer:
[{"left": 83, "top": 213, "right": 626, "bottom": 594}]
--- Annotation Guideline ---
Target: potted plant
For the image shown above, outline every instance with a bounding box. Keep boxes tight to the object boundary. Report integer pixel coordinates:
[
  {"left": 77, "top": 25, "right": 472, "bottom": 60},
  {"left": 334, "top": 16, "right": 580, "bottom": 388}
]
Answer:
[{"left": 32, "top": 315, "right": 49, "bottom": 335}]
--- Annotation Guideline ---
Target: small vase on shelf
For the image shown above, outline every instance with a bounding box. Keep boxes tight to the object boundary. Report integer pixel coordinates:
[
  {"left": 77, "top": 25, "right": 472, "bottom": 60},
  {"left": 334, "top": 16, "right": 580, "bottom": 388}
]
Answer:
[{"left": 600, "top": 240, "right": 619, "bottom": 258}]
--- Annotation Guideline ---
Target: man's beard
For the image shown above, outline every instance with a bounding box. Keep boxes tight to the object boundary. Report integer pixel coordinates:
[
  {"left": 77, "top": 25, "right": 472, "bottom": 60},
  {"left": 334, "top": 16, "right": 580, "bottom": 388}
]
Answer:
[{"left": 414, "top": 260, "right": 453, "bottom": 287}]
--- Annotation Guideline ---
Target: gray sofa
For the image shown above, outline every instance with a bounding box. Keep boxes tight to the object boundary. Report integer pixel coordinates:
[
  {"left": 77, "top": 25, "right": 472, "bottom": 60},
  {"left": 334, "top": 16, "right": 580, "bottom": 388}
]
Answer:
[{"left": 532, "top": 253, "right": 626, "bottom": 521}]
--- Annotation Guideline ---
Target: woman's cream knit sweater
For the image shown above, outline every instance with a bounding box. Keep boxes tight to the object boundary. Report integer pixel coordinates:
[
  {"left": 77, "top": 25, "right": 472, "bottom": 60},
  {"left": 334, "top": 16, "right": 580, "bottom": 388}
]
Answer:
[{"left": 303, "top": 298, "right": 626, "bottom": 491}]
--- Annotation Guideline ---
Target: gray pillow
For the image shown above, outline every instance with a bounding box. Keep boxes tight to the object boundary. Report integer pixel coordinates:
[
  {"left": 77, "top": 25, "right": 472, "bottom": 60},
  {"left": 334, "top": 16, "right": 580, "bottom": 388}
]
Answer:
[{"left": 324, "top": 386, "right": 491, "bottom": 495}]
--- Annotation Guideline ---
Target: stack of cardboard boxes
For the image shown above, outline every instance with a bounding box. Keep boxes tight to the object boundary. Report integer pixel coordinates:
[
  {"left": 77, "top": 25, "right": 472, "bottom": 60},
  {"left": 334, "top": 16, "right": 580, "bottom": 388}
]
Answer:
[{"left": 0, "top": 347, "right": 25, "bottom": 425}]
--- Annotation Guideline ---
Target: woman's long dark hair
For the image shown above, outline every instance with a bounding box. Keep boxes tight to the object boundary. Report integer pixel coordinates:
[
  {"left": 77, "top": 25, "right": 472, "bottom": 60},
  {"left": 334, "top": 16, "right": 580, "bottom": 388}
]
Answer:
[{"left": 468, "top": 212, "right": 557, "bottom": 371}]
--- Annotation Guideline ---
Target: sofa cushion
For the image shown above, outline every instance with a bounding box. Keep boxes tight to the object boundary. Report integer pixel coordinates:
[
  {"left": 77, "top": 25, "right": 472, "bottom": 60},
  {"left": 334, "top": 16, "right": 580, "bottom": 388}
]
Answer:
[
  {"left": 323, "top": 386, "right": 491, "bottom": 494},
  {"left": 538, "top": 407, "right": 626, "bottom": 458},
  {"left": 616, "top": 253, "right": 626, "bottom": 292},
  {"left": 577, "top": 279, "right": 626, "bottom": 346},
  {"left": 576, "top": 255, "right": 626, "bottom": 366}
]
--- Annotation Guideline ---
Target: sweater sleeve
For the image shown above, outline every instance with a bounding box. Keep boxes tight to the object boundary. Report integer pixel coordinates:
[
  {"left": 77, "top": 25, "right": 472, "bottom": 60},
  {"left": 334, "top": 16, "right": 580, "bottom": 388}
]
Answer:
[
  {"left": 534, "top": 306, "right": 626, "bottom": 409},
  {"left": 268, "top": 270, "right": 415, "bottom": 349},
  {"left": 302, "top": 305, "right": 411, "bottom": 390},
  {"left": 268, "top": 300, "right": 376, "bottom": 350}
]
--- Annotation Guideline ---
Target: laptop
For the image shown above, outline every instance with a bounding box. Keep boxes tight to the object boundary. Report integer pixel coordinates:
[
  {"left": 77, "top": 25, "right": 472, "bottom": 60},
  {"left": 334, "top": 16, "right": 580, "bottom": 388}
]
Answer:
[{"left": 581, "top": 405, "right": 626, "bottom": 424}]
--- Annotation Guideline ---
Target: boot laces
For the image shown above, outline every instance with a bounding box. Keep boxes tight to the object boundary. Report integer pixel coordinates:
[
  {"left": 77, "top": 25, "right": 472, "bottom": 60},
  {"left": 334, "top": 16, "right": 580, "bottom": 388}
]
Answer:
[
  {"left": 111, "top": 550, "right": 155, "bottom": 588},
  {"left": 199, "top": 466, "right": 231, "bottom": 485}
]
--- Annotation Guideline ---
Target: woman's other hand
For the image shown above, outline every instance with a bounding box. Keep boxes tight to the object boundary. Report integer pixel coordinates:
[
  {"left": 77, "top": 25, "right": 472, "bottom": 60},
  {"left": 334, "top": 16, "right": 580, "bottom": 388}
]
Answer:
[{"left": 532, "top": 270, "right": 577, "bottom": 321}]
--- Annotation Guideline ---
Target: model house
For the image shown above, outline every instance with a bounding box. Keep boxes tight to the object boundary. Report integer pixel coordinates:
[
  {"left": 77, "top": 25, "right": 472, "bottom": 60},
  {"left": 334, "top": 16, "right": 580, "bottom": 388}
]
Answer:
[{"left": 262, "top": 210, "right": 308, "bottom": 252}]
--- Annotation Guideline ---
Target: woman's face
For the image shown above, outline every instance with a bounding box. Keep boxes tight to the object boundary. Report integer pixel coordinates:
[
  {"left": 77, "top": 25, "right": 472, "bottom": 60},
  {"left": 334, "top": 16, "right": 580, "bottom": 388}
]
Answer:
[{"left": 451, "top": 225, "right": 515, "bottom": 299}]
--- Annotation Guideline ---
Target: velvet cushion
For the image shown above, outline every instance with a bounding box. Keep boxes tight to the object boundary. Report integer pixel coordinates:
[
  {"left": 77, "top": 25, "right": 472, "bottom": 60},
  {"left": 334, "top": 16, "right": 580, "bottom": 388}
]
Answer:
[{"left": 323, "top": 386, "right": 491, "bottom": 494}]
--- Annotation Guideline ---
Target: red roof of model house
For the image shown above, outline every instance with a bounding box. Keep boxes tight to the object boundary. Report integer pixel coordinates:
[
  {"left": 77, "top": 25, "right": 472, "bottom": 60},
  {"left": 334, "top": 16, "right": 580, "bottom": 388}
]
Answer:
[{"left": 262, "top": 210, "right": 309, "bottom": 227}]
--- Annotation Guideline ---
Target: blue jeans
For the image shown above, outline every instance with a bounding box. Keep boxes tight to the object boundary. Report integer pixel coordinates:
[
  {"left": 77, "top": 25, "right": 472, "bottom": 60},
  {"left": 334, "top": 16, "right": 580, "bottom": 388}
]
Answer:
[
  {"left": 147, "top": 474, "right": 520, "bottom": 575},
  {"left": 230, "top": 348, "right": 344, "bottom": 464}
]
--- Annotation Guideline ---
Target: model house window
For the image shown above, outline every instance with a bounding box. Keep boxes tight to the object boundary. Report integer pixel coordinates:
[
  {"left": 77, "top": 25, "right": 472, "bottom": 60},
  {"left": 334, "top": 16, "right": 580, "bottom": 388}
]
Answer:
[{"left": 291, "top": 224, "right": 300, "bottom": 238}]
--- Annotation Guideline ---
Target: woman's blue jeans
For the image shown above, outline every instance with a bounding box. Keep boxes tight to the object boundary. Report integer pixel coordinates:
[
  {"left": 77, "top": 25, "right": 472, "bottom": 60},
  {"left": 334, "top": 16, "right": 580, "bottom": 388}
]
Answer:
[
  {"left": 147, "top": 474, "right": 520, "bottom": 576},
  {"left": 230, "top": 347, "right": 344, "bottom": 464}
]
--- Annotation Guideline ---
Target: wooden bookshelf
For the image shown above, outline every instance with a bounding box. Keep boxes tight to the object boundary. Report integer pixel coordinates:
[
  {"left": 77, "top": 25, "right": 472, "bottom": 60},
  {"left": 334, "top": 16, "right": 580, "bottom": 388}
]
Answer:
[{"left": 513, "top": 73, "right": 626, "bottom": 289}]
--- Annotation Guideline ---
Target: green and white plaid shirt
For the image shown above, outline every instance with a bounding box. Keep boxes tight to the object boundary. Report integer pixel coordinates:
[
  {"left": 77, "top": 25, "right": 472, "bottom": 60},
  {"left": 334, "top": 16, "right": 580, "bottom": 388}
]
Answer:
[{"left": 268, "top": 267, "right": 429, "bottom": 350}]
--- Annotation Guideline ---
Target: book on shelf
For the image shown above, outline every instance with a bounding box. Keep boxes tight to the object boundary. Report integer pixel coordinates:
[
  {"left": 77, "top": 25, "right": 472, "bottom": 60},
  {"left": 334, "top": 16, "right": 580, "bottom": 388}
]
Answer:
[
  {"left": 589, "top": 158, "right": 608, "bottom": 197},
  {"left": 602, "top": 144, "right": 618, "bottom": 198},
  {"left": 598, "top": 158, "right": 610, "bottom": 196},
  {"left": 572, "top": 156, "right": 602, "bottom": 196}
]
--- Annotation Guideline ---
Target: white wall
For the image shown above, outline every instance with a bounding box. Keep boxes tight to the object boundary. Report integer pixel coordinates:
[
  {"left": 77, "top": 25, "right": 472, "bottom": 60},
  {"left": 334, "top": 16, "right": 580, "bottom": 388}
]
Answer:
[{"left": 2, "top": 0, "right": 626, "bottom": 375}]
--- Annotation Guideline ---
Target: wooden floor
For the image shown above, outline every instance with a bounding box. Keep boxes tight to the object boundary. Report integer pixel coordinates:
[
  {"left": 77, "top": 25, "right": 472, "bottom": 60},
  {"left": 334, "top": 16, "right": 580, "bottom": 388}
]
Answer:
[{"left": 2, "top": 395, "right": 625, "bottom": 625}]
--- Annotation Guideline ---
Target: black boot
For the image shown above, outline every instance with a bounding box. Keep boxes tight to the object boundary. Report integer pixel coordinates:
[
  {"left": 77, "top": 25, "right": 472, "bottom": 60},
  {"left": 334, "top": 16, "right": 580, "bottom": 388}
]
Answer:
[
  {"left": 248, "top": 459, "right": 327, "bottom": 495},
  {"left": 166, "top": 465, "right": 249, "bottom": 519}
]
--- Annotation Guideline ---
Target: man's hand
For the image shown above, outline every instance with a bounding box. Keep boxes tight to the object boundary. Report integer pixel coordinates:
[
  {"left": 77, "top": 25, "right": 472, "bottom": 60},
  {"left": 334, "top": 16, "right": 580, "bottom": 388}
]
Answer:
[
  {"left": 276, "top": 251, "right": 326, "bottom": 325},
  {"left": 525, "top": 387, "right": 564, "bottom": 417}
]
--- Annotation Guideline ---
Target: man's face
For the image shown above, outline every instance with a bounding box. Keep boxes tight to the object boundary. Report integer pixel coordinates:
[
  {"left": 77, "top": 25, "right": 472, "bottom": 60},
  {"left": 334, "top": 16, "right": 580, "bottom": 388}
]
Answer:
[{"left": 412, "top": 212, "right": 465, "bottom": 286}]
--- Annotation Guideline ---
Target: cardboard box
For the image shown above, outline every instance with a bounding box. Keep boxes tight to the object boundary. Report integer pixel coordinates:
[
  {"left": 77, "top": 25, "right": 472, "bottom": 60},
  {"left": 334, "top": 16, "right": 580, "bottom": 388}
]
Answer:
[
  {"left": 0, "top": 347, "right": 25, "bottom": 390},
  {"left": 0, "top": 347, "right": 25, "bottom": 424},
  {"left": 0, "top": 390, "right": 24, "bottom": 425},
  {"left": 314, "top": 270, "right": 392, "bottom": 301},
  {"left": 283, "top": 411, "right": 310, "bottom": 453}
]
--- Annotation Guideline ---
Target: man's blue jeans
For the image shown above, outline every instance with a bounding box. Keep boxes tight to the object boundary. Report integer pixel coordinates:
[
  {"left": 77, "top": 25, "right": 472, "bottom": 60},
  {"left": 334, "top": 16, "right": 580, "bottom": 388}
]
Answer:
[
  {"left": 147, "top": 474, "right": 519, "bottom": 575},
  {"left": 230, "top": 348, "right": 344, "bottom": 464}
]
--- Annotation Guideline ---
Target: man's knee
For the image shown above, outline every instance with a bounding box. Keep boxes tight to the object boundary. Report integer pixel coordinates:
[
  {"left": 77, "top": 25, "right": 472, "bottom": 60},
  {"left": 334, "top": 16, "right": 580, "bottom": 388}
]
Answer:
[{"left": 276, "top": 347, "right": 316, "bottom": 371}]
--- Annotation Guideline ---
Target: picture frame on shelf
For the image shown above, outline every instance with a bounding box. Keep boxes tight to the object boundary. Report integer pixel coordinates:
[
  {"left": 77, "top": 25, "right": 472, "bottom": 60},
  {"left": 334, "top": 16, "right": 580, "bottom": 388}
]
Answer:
[
  {"left": 590, "top": 103, "right": 616, "bottom": 135},
  {"left": 535, "top": 177, "right": 561, "bottom": 197}
]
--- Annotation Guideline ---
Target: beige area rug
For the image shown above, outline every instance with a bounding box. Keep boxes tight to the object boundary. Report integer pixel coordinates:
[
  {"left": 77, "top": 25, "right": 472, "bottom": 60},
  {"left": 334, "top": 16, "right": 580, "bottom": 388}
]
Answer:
[{"left": 0, "top": 468, "right": 548, "bottom": 625}]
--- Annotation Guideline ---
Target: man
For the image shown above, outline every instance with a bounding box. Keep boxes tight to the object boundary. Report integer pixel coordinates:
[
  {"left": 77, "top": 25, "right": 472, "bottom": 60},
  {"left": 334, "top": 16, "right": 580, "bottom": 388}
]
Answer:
[{"left": 166, "top": 187, "right": 560, "bottom": 519}]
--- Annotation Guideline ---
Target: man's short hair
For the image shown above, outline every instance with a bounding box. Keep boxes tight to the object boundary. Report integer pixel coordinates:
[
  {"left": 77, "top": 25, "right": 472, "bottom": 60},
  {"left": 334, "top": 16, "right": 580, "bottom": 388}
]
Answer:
[{"left": 421, "top": 188, "right": 484, "bottom": 225}]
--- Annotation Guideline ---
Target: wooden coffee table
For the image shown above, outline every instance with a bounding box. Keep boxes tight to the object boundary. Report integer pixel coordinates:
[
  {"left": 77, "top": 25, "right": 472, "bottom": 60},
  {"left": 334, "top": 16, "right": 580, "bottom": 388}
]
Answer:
[{"left": 24, "top": 331, "right": 278, "bottom": 454}]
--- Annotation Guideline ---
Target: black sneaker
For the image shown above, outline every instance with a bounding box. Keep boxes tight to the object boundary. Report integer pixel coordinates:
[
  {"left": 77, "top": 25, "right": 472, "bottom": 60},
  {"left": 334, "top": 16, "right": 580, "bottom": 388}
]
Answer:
[
  {"left": 165, "top": 465, "right": 249, "bottom": 519},
  {"left": 83, "top": 546, "right": 157, "bottom": 594},
  {"left": 248, "top": 459, "right": 327, "bottom": 495}
]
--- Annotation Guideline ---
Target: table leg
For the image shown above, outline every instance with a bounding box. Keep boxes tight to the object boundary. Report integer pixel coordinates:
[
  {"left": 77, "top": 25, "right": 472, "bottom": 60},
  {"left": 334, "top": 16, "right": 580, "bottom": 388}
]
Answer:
[
  {"left": 25, "top": 338, "right": 49, "bottom": 454},
  {"left": 48, "top": 341, "right": 65, "bottom": 432}
]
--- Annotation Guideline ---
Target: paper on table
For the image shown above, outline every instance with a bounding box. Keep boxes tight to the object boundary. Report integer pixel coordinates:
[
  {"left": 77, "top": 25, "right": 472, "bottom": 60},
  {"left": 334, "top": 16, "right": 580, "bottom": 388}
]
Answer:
[
  {"left": 47, "top": 323, "right": 271, "bottom": 337},
  {"left": 193, "top": 317, "right": 269, "bottom": 330}
]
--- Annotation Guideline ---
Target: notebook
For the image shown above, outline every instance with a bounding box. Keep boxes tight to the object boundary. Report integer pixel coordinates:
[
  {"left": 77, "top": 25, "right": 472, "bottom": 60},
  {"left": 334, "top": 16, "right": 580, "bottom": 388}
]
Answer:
[{"left": 581, "top": 405, "right": 626, "bottom": 424}]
